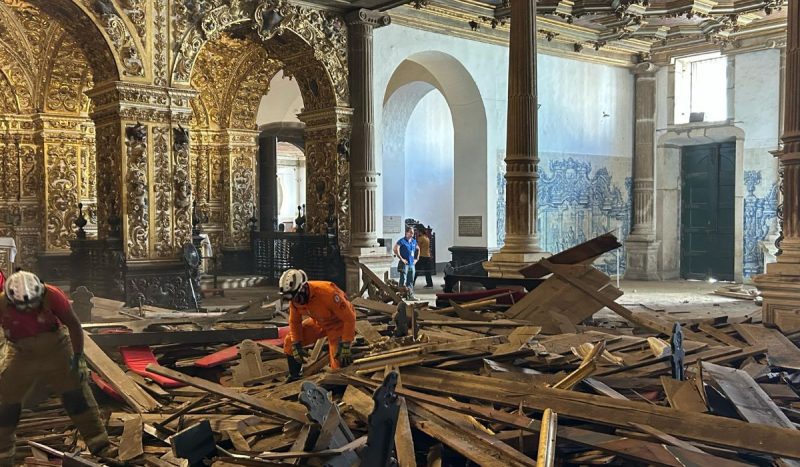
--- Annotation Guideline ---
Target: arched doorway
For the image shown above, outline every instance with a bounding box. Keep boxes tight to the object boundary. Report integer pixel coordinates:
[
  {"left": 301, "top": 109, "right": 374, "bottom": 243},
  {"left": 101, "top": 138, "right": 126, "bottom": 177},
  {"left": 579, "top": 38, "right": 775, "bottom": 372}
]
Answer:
[{"left": 381, "top": 51, "right": 487, "bottom": 271}]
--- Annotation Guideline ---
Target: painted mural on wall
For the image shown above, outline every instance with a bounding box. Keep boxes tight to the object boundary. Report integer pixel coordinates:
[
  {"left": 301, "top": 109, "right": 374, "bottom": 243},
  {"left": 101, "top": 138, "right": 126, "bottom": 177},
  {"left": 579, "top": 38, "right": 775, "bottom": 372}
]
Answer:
[
  {"left": 743, "top": 170, "right": 778, "bottom": 277},
  {"left": 497, "top": 156, "right": 631, "bottom": 275}
]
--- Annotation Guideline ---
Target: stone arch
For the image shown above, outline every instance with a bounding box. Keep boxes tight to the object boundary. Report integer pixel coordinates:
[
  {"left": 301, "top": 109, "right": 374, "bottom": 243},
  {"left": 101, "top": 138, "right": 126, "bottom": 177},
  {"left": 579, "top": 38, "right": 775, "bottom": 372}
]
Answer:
[
  {"left": 656, "top": 123, "right": 746, "bottom": 281},
  {"left": 382, "top": 51, "right": 489, "bottom": 256}
]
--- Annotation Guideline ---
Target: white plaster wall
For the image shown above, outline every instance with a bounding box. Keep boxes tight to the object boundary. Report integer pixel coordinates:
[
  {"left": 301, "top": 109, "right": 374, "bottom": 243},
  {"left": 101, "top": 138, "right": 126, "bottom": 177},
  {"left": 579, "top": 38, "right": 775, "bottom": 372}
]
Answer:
[
  {"left": 374, "top": 24, "right": 507, "bottom": 250},
  {"left": 403, "top": 91, "right": 455, "bottom": 262},
  {"left": 538, "top": 54, "right": 634, "bottom": 157},
  {"left": 655, "top": 50, "right": 781, "bottom": 281},
  {"left": 256, "top": 71, "right": 303, "bottom": 126}
]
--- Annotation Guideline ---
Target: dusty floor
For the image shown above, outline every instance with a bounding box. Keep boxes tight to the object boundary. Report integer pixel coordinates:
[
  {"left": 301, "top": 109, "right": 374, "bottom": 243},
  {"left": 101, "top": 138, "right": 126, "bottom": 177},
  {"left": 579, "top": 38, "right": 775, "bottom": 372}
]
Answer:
[{"left": 197, "top": 273, "right": 761, "bottom": 323}]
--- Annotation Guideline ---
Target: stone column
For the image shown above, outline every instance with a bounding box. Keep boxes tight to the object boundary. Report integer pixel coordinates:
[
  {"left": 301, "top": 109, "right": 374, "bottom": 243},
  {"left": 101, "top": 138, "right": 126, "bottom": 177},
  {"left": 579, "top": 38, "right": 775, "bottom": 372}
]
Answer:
[
  {"left": 755, "top": 0, "right": 800, "bottom": 326},
  {"left": 220, "top": 128, "right": 260, "bottom": 274},
  {"left": 342, "top": 9, "right": 393, "bottom": 293},
  {"left": 625, "top": 62, "right": 662, "bottom": 280},
  {"left": 483, "top": 0, "right": 549, "bottom": 278}
]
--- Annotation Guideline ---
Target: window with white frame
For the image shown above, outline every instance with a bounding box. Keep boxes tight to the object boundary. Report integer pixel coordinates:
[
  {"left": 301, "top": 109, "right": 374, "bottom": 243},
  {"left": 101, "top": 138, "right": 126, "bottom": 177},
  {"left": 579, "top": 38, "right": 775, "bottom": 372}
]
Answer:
[{"left": 674, "top": 52, "right": 728, "bottom": 124}]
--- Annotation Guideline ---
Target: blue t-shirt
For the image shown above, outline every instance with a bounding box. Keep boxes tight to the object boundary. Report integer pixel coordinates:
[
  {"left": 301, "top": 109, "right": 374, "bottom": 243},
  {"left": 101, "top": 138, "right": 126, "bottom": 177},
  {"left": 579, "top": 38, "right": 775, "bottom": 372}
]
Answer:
[{"left": 396, "top": 237, "right": 417, "bottom": 266}]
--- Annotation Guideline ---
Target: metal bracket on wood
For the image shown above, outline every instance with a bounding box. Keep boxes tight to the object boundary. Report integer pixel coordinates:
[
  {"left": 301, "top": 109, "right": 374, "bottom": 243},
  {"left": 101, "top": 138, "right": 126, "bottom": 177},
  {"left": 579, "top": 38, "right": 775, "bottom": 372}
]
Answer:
[
  {"left": 671, "top": 322, "right": 685, "bottom": 381},
  {"left": 298, "top": 380, "right": 360, "bottom": 467},
  {"left": 359, "top": 371, "right": 401, "bottom": 466}
]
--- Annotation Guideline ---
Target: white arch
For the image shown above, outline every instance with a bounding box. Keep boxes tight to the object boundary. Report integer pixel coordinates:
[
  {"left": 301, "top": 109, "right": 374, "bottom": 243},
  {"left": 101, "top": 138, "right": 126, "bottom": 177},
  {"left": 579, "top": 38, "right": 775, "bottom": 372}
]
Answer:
[{"left": 380, "top": 50, "right": 489, "bottom": 259}]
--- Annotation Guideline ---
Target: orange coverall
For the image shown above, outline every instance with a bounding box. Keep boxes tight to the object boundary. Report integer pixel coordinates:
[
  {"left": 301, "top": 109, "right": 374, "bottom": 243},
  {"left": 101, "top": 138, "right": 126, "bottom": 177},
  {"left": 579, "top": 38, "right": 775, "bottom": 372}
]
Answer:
[{"left": 283, "top": 281, "right": 356, "bottom": 369}]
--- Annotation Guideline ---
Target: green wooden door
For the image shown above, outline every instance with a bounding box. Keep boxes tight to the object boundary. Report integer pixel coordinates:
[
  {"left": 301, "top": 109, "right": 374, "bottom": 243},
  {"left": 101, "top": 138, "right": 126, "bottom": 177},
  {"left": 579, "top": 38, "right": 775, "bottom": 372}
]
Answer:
[{"left": 680, "top": 143, "right": 735, "bottom": 281}]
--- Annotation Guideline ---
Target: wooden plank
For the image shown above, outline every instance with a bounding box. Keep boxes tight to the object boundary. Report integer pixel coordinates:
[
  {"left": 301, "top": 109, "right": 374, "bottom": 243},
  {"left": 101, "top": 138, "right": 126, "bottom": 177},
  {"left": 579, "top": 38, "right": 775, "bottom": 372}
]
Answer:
[
  {"left": 350, "top": 377, "right": 751, "bottom": 467},
  {"left": 146, "top": 364, "right": 307, "bottom": 423},
  {"left": 660, "top": 377, "right": 707, "bottom": 412},
  {"left": 395, "top": 398, "right": 415, "bottom": 467},
  {"left": 697, "top": 323, "right": 746, "bottom": 348},
  {"left": 359, "top": 263, "right": 402, "bottom": 304},
  {"left": 391, "top": 367, "right": 800, "bottom": 459},
  {"left": 702, "top": 361, "right": 795, "bottom": 429},
  {"left": 628, "top": 422, "right": 706, "bottom": 454},
  {"left": 119, "top": 415, "right": 144, "bottom": 462},
  {"left": 355, "top": 320, "right": 384, "bottom": 345},
  {"left": 541, "top": 261, "right": 715, "bottom": 344},
  {"left": 352, "top": 297, "right": 397, "bottom": 315},
  {"left": 519, "top": 233, "right": 621, "bottom": 278},
  {"left": 409, "top": 406, "right": 534, "bottom": 467},
  {"left": 733, "top": 324, "right": 800, "bottom": 370},
  {"left": 88, "top": 327, "right": 278, "bottom": 348},
  {"left": 83, "top": 331, "right": 160, "bottom": 413}
]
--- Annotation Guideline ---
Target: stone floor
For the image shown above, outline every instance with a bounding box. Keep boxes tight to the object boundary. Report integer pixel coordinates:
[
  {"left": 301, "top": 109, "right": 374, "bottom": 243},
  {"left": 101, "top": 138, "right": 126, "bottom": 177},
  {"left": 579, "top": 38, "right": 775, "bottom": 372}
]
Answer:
[{"left": 198, "top": 273, "right": 762, "bottom": 323}]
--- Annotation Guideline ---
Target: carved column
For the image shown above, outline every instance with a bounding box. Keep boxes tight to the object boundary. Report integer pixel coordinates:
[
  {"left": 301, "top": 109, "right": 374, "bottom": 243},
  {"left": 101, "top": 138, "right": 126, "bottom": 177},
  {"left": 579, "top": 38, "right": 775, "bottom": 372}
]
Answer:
[
  {"left": 755, "top": 0, "right": 800, "bottom": 327},
  {"left": 343, "top": 9, "right": 393, "bottom": 293},
  {"left": 86, "top": 82, "right": 198, "bottom": 309},
  {"left": 483, "top": 0, "right": 549, "bottom": 278},
  {"left": 220, "top": 128, "right": 259, "bottom": 275},
  {"left": 625, "top": 62, "right": 662, "bottom": 280}
]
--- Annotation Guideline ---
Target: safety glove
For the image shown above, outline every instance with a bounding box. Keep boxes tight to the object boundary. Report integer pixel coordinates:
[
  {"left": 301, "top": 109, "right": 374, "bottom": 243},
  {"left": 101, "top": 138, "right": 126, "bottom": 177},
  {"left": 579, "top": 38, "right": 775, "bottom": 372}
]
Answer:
[
  {"left": 335, "top": 340, "right": 353, "bottom": 367},
  {"left": 292, "top": 343, "right": 309, "bottom": 364},
  {"left": 70, "top": 352, "right": 88, "bottom": 382}
]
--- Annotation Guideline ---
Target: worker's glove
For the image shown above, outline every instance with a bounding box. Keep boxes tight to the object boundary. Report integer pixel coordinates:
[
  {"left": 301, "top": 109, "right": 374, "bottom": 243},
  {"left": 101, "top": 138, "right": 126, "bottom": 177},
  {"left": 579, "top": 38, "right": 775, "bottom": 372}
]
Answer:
[
  {"left": 292, "top": 343, "right": 309, "bottom": 364},
  {"left": 335, "top": 341, "right": 353, "bottom": 367},
  {"left": 70, "top": 352, "right": 88, "bottom": 382}
]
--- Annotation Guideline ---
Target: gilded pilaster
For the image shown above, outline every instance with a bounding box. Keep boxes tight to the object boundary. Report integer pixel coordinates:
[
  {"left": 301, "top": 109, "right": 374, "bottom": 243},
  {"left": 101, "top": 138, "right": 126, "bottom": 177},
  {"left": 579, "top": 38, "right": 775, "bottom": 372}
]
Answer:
[{"left": 297, "top": 106, "right": 354, "bottom": 247}]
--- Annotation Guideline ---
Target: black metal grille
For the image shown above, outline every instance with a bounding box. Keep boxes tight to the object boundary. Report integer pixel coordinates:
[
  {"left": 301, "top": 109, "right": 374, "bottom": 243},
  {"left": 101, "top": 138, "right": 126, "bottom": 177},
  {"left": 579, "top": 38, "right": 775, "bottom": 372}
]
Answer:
[{"left": 253, "top": 232, "right": 345, "bottom": 288}]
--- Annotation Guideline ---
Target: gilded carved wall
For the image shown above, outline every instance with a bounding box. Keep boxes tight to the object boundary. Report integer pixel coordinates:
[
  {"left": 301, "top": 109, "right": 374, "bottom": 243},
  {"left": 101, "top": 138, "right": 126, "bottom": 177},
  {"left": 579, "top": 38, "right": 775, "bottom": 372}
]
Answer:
[{"left": 0, "top": 0, "right": 352, "bottom": 278}]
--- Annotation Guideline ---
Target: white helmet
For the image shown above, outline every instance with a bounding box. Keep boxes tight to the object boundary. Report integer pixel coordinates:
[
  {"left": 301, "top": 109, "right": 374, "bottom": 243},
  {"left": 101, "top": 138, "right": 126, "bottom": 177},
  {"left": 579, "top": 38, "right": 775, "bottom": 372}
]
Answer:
[
  {"left": 279, "top": 269, "right": 308, "bottom": 299},
  {"left": 4, "top": 270, "right": 45, "bottom": 311}
]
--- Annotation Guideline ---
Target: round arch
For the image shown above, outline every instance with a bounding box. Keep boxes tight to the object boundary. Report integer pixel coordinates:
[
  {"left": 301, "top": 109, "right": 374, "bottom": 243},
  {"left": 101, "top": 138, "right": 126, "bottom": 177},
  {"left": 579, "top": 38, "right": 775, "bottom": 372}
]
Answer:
[{"left": 381, "top": 51, "right": 488, "bottom": 261}]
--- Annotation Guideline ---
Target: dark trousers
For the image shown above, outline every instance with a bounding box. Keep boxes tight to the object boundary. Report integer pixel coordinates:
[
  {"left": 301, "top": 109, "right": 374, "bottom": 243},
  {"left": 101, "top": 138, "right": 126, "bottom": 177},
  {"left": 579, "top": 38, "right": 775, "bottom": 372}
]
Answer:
[{"left": 414, "top": 257, "right": 434, "bottom": 287}]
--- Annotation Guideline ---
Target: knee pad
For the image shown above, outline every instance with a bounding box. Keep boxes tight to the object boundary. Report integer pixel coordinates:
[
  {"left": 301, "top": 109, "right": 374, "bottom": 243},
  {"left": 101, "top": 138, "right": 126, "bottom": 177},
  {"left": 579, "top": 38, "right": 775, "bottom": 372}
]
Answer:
[{"left": 61, "top": 388, "right": 90, "bottom": 415}]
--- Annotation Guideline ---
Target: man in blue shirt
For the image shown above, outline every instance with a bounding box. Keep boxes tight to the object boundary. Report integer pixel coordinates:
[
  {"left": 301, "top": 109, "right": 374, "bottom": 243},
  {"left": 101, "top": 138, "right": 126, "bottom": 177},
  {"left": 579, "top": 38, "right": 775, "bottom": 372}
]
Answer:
[{"left": 393, "top": 227, "right": 420, "bottom": 293}]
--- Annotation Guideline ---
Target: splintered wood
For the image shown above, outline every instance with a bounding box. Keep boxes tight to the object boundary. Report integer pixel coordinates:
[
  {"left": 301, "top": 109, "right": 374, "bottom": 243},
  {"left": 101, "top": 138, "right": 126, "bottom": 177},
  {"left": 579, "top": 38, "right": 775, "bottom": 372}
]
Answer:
[{"left": 15, "top": 234, "right": 800, "bottom": 466}]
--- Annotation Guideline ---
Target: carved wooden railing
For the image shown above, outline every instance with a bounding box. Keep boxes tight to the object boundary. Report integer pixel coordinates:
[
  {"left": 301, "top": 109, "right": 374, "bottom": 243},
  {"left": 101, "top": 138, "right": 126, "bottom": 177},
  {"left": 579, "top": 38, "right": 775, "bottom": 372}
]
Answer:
[{"left": 251, "top": 230, "right": 345, "bottom": 289}]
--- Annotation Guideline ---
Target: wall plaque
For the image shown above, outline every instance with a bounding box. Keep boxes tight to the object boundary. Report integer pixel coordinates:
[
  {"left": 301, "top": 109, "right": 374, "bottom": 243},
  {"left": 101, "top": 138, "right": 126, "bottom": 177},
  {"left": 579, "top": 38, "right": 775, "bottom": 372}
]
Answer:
[
  {"left": 458, "top": 216, "right": 482, "bottom": 237},
  {"left": 383, "top": 216, "right": 402, "bottom": 235}
]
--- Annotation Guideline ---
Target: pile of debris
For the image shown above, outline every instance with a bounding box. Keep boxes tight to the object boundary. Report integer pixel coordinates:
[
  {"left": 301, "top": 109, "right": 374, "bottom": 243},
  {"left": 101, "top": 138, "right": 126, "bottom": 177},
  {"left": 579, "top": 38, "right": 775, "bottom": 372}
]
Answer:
[{"left": 14, "top": 234, "right": 800, "bottom": 466}]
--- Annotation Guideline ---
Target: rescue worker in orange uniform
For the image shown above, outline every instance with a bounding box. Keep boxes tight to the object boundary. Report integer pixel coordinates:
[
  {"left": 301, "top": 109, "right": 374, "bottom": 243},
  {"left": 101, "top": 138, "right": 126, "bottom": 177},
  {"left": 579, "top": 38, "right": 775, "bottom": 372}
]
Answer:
[
  {"left": 280, "top": 269, "right": 356, "bottom": 381},
  {"left": 0, "top": 271, "right": 113, "bottom": 465}
]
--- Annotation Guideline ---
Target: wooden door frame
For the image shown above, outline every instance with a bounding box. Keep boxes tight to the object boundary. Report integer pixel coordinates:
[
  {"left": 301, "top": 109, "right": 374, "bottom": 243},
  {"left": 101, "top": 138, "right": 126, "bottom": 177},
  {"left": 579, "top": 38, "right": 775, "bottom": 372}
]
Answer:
[{"left": 655, "top": 123, "right": 745, "bottom": 282}]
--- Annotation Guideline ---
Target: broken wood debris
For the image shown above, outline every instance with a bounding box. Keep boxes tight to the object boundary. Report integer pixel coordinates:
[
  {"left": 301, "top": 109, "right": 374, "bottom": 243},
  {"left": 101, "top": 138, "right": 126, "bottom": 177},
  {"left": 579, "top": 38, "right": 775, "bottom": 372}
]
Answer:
[{"left": 15, "top": 233, "right": 800, "bottom": 467}]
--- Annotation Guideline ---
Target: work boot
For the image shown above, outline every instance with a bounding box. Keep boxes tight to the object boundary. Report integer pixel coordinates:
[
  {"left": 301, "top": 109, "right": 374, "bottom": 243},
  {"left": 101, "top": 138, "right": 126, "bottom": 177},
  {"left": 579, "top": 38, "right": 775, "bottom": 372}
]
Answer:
[{"left": 286, "top": 355, "right": 303, "bottom": 382}]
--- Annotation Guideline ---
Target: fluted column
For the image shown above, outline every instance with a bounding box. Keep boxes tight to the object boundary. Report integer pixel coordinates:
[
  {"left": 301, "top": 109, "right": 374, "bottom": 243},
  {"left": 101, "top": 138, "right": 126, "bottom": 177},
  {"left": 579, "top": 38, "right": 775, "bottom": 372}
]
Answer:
[
  {"left": 754, "top": 0, "right": 800, "bottom": 326},
  {"left": 347, "top": 9, "right": 389, "bottom": 249},
  {"left": 484, "top": 0, "right": 549, "bottom": 278},
  {"left": 343, "top": 9, "right": 393, "bottom": 293},
  {"left": 625, "top": 62, "right": 662, "bottom": 280}
]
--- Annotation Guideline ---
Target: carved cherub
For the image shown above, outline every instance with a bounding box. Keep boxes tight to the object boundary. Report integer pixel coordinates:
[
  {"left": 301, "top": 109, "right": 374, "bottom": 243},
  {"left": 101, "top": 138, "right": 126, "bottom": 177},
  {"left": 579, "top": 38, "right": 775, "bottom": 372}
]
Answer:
[
  {"left": 126, "top": 122, "right": 147, "bottom": 143},
  {"left": 173, "top": 124, "right": 190, "bottom": 147}
]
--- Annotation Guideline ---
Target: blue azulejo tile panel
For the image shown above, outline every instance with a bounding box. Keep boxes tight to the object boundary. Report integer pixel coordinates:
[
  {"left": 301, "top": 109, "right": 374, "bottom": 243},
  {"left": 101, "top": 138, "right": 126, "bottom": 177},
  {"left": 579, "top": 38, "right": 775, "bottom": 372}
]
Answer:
[
  {"left": 497, "top": 156, "right": 631, "bottom": 275},
  {"left": 743, "top": 170, "right": 778, "bottom": 277}
]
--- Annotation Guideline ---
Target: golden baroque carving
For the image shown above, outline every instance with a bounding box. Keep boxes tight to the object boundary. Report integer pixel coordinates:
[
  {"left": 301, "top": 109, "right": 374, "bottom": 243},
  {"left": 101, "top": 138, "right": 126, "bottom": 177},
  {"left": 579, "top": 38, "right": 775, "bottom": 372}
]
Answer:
[
  {"left": 20, "top": 144, "right": 40, "bottom": 199},
  {"left": 152, "top": 125, "right": 172, "bottom": 258},
  {"left": 173, "top": 125, "right": 193, "bottom": 249},
  {"left": 125, "top": 122, "right": 148, "bottom": 258},
  {"left": 228, "top": 146, "right": 256, "bottom": 247},
  {"left": 89, "top": 0, "right": 144, "bottom": 77},
  {"left": 45, "top": 143, "right": 79, "bottom": 250},
  {"left": 173, "top": 0, "right": 348, "bottom": 109},
  {"left": 152, "top": 0, "right": 168, "bottom": 87}
]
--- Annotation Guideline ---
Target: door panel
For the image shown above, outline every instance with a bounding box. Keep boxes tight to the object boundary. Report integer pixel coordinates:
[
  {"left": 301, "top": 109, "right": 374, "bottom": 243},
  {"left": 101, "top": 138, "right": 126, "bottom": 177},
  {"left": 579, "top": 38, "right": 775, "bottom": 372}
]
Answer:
[{"left": 680, "top": 143, "right": 735, "bottom": 281}]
